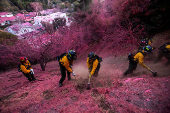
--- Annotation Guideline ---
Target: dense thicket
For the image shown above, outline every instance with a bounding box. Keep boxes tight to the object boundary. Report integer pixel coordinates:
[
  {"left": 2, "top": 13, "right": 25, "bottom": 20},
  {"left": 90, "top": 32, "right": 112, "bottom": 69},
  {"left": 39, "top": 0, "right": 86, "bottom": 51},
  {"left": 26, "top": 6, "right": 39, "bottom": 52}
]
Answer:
[
  {"left": 122, "top": 0, "right": 170, "bottom": 32},
  {"left": 73, "top": 0, "right": 170, "bottom": 44},
  {"left": 0, "top": 0, "right": 170, "bottom": 71}
]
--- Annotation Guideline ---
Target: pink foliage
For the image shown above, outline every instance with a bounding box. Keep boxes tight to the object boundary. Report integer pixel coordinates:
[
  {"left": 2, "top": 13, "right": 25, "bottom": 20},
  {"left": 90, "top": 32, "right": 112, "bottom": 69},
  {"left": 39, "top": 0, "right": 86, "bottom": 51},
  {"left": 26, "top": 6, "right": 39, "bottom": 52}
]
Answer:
[
  {"left": 71, "top": 0, "right": 150, "bottom": 53},
  {"left": 30, "top": 2, "right": 43, "bottom": 13},
  {"left": 0, "top": 0, "right": 165, "bottom": 71},
  {"left": 0, "top": 0, "right": 170, "bottom": 112},
  {"left": 0, "top": 0, "right": 149, "bottom": 70}
]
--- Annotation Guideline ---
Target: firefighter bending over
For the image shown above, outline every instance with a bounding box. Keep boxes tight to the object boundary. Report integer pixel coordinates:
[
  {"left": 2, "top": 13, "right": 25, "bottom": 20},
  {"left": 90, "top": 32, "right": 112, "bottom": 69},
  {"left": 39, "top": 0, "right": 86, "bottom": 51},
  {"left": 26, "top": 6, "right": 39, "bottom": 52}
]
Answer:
[
  {"left": 19, "top": 57, "right": 36, "bottom": 81},
  {"left": 58, "top": 50, "right": 77, "bottom": 87},
  {"left": 123, "top": 46, "right": 156, "bottom": 76},
  {"left": 154, "top": 42, "right": 170, "bottom": 66},
  {"left": 87, "top": 52, "right": 102, "bottom": 78}
]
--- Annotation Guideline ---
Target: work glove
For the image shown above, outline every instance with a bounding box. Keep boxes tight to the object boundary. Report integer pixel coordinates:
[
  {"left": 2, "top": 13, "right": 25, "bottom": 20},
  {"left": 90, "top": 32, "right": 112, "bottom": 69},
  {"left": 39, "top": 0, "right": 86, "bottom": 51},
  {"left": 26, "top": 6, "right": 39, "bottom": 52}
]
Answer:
[
  {"left": 89, "top": 74, "right": 92, "bottom": 78},
  {"left": 30, "top": 69, "right": 34, "bottom": 75},
  {"left": 72, "top": 72, "right": 76, "bottom": 76}
]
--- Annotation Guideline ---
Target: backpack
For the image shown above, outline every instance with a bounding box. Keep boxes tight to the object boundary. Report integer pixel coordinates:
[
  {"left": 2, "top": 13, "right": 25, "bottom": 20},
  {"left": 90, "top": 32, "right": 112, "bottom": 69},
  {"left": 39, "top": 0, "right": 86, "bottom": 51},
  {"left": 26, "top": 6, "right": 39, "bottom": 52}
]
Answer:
[
  {"left": 128, "top": 53, "right": 134, "bottom": 61},
  {"left": 95, "top": 55, "right": 102, "bottom": 62},
  {"left": 18, "top": 64, "right": 22, "bottom": 72},
  {"left": 56, "top": 53, "right": 67, "bottom": 61},
  {"left": 128, "top": 51, "right": 144, "bottom": 61}
]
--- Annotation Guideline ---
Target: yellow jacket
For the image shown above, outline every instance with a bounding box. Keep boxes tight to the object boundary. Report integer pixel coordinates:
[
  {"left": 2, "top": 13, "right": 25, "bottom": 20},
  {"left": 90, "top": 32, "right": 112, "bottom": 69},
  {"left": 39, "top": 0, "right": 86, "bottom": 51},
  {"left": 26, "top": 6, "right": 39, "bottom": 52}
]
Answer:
[
  {"left": 87, "top": 57, "right": 99, "bottom": 75},
  {"left": 134, "top": 52, "right": 148, "bottom": 68},
  {"left": 59, "top": 55, "right": 73, "bottom": 73},
  {"left": 166, "top": 45, "right": 170, "bottom": 51},
  {"left": 20, "top": 60, "right": 32, "bottom": 74}
]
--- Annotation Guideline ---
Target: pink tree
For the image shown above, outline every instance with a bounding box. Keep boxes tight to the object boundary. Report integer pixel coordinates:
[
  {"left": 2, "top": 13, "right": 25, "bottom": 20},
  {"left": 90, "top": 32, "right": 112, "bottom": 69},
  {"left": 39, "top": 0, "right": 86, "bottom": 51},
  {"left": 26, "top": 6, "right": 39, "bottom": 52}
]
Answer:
[{"left": 0, "top": 25, "right": 85, "bottom": 71}]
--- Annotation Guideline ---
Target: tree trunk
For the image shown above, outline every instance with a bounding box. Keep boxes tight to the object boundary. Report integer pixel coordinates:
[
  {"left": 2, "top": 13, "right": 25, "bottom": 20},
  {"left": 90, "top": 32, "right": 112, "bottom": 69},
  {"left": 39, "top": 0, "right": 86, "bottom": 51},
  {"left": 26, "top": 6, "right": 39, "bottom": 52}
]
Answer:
[{"left": 39, "top": 59, "right": 45, "bottom": 71}]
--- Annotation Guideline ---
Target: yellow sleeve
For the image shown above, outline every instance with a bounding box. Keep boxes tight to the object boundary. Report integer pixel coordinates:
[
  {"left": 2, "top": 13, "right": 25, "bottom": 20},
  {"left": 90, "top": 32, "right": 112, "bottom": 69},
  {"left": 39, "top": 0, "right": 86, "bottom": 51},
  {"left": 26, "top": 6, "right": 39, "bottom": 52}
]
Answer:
[
  {"left": 91, "top": 59, "right": 99, "bottom": 75},
  {"left": 166, "top": 45, "right": 170, "bottom": 51},
  {"left": 20, "top": 65, "right": 31, "bottom": 74},
  {"left": 87, "top": 57, "right": 90, "bottom": 69},
  {"left": 138, "top": 53, "right": 148, "bottom": 68},
  {"left": 60, "top": 56, "right": 73, "bottom": 73}
]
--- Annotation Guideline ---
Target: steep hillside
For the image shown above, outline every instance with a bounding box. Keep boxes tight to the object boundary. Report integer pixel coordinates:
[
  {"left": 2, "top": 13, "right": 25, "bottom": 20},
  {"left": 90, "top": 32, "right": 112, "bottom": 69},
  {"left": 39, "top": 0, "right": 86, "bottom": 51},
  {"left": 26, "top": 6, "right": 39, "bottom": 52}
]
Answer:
[
  {"left": 0, "top": 29, "right": 170, "bottom": 113},
  {"left": 0, "top": 0, "right": 19, "bottom": 12}
]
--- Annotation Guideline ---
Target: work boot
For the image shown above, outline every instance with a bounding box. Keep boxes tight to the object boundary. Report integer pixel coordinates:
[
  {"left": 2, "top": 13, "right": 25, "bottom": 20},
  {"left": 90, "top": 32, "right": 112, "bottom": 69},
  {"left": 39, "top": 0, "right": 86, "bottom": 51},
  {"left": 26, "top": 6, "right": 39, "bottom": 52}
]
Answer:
[
  {"left": 59, "top": 83, "right": 62, "bottom": 87},
  {"left": 30, "top": 74, "right": 36, "bottom": 80}
]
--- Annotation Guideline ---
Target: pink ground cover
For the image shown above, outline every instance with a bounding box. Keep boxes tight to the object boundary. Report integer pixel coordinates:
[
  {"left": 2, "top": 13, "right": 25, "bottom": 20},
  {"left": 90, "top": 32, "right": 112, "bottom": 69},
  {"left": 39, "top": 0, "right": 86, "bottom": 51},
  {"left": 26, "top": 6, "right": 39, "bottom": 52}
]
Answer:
[{"left": 0, "top": 36, "right": 170, "bottom": 112}]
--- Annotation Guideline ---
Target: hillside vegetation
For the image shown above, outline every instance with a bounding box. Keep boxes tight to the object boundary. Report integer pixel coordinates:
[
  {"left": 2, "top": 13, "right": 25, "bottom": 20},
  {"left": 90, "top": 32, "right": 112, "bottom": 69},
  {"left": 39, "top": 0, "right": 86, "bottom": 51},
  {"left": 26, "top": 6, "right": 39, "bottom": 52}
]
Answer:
[
  {"left": 1, "top": 0, "right": 170, "bottom": 71},
  {"left": 0, "top": 29, "right": 170, "bottom": 113},
  {"left": 0, "top": 1, "right": 170, "bottom": 112},
  {"left": 0, "top": 0, "right": 92, "bottom": 13}
]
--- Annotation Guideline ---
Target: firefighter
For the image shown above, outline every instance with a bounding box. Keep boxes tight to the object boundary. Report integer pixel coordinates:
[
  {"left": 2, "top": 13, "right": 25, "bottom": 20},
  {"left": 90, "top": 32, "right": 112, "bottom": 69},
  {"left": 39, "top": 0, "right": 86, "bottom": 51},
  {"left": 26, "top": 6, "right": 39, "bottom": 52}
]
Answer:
[
  {"left": 58, "top": 50, "right": 77, "bottom": 87},
  {"left": 138, "top": 38, "right": 153, "bottom": 51},
  {"left": 154, "top": 42, "right": 170, "bottom": 65},
  {"left": 87, "top": 52, "right": 102, "bottom": 78},
  {"left": 19, "top": 57, "right": 36, "bottom": 81},
  {"left": 123, "top": 45, "right": 157, "bottom": 76}
]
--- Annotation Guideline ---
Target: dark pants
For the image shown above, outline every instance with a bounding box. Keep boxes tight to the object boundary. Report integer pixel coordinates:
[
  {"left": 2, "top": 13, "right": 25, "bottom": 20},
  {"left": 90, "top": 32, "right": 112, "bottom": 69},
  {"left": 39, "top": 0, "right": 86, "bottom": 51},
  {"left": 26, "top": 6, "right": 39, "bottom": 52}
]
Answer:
[
  {"left": 90, "top": 63, "right": 101, "bottom": 77},
  {"left": 24, "top": 72, "right": 35, "bottom": 81},
  {"left": 155, "top": 50, "right": 170, "bottom": 65},
  {"left": 124, "top": 59, "right": 137, "bottom": 76},
  {"left": 59, "top": 63, "right": 71, "bottom": 84}
]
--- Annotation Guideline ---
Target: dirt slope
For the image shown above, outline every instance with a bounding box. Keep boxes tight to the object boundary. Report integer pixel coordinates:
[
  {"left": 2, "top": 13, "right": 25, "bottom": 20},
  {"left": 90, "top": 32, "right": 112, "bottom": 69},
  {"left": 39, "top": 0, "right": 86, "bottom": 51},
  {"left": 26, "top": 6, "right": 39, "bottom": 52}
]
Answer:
[{"left": 0, "top": 30, "right": 170, "bottom": 113}]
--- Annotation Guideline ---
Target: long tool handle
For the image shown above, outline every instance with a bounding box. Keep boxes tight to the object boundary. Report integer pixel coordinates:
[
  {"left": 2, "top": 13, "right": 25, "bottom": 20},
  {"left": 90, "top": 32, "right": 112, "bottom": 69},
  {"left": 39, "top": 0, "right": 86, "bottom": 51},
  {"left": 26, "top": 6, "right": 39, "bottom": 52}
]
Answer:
[
  {"left": 86, "top": 74, "right": 91, "bottom": 90},
  {"left": 149, "top": 69, "right": 153, "bottom": 73},
  {"left": 88, "top": 77, "right": 90, "bottom": 84}
]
